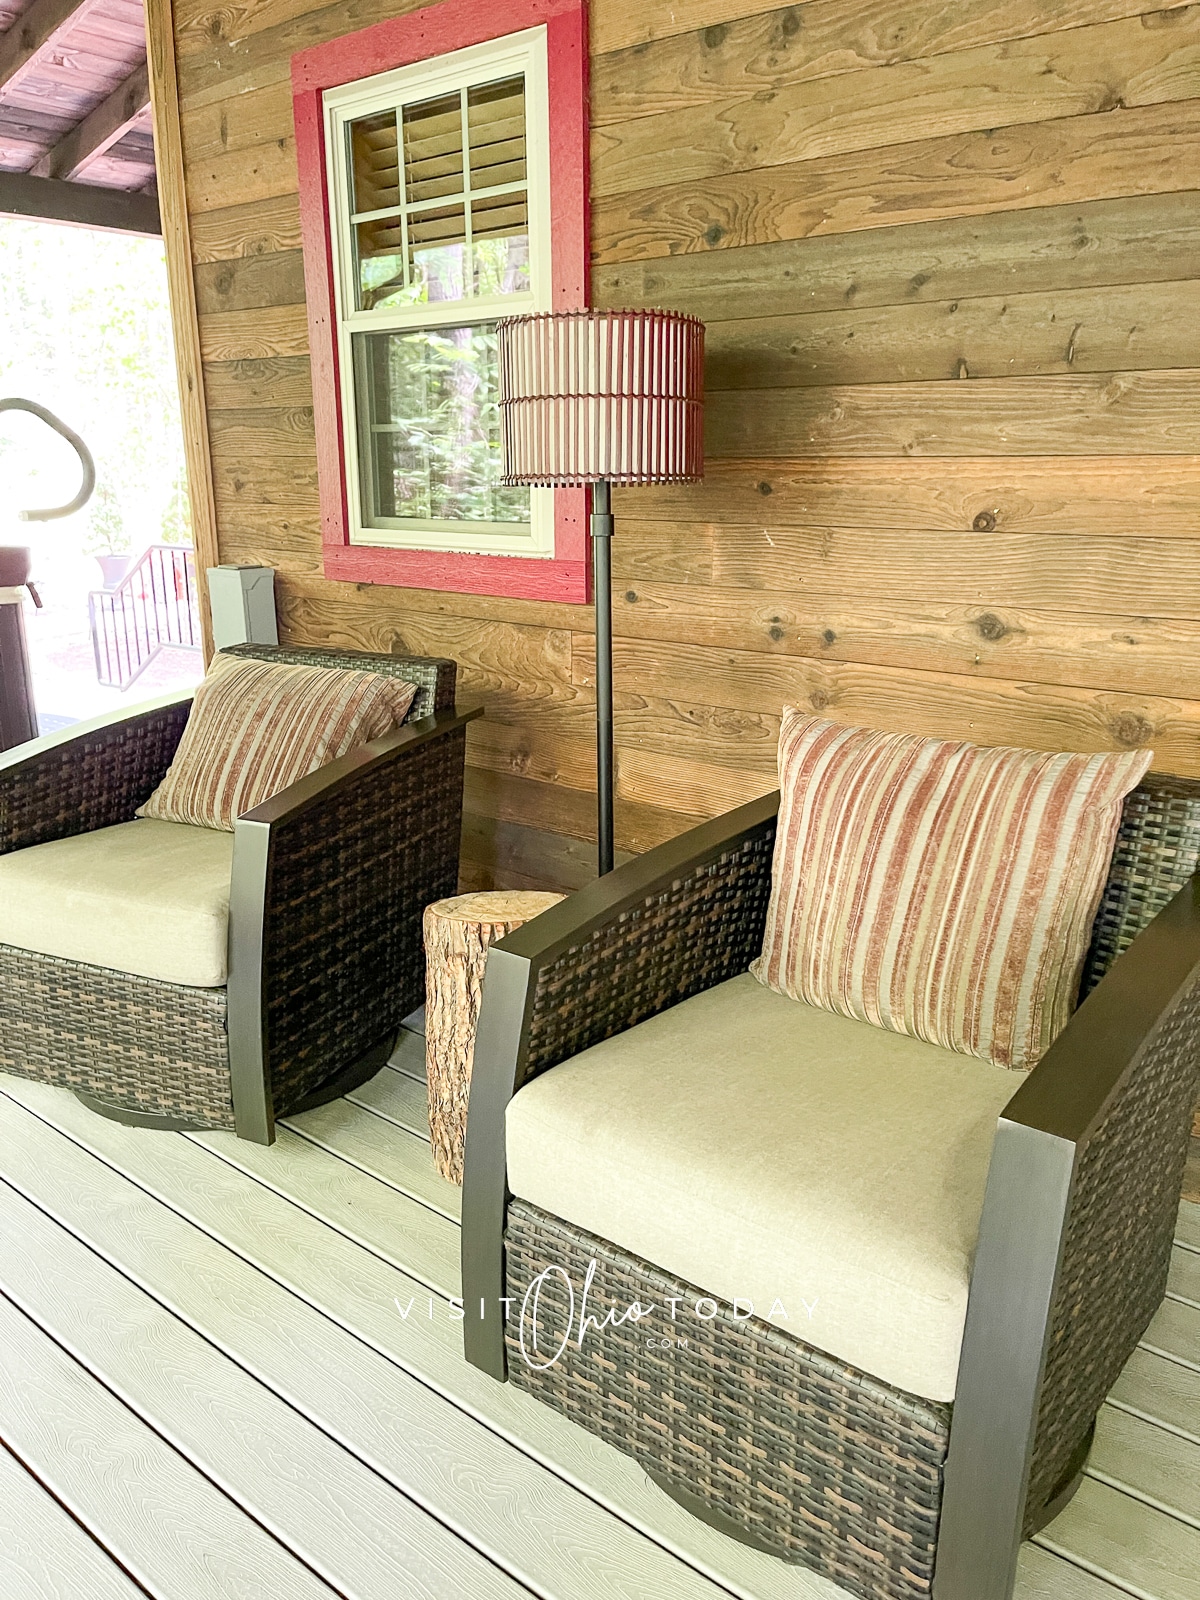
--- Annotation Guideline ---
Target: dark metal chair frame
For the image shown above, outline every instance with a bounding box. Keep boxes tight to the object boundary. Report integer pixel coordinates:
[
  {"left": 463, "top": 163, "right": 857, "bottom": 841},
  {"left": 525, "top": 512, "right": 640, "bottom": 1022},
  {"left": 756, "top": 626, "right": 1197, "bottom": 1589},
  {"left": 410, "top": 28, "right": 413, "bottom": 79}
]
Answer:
[
  {"left": 0, "top": 643, "right": 480, "bottom": 1144},
  {"left": 461, "top": 781, "right": 1200, "bottom": 1600}
]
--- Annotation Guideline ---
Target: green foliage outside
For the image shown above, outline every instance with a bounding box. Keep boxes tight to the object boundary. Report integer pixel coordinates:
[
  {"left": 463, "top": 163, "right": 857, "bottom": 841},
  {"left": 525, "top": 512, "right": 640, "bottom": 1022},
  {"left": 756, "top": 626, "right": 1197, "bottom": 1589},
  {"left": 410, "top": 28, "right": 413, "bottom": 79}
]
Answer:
[
  {"left": 0, "top": 218, "right": 189, "bottom": 557},
  {"left": 360, "top": 319, "right": 529, "bottom": 526}
]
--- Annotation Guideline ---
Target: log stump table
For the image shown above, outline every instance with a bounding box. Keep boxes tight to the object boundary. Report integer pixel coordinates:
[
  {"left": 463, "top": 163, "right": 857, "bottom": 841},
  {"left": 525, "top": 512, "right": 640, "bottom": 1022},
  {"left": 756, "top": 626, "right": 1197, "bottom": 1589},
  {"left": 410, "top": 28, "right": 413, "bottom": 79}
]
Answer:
[{"left": 423, "top": 891, "right": 565, "bottom": 1183}]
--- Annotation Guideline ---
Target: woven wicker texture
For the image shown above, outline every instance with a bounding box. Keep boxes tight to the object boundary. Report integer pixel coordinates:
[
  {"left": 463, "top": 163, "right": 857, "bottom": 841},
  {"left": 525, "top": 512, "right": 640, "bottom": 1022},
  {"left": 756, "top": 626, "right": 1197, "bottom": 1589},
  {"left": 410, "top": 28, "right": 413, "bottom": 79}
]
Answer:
[
  {"left": 0, "top": 944, "right": 234, "bottom": 1127},
  {"left": 1025, "top": 963, "right": 1200, "bottom": 1524},
  {"left": 262, "top": 725, "right": 468, "bottom": 1109},
  {"left": 506, "top": 1201, "right": 950, "bottom": 1600},
  {"left": 522, "top": 827, "right": 776, "bottom": 1086},
  {"left": 219, "top": 642, "right": 456, "bottom": 720},
  {"left": 0, "top": 699, "right": 190, "bottom": 856},
  {"left": 1081, "top": 773, "right": 1200, "bottom": 995}
]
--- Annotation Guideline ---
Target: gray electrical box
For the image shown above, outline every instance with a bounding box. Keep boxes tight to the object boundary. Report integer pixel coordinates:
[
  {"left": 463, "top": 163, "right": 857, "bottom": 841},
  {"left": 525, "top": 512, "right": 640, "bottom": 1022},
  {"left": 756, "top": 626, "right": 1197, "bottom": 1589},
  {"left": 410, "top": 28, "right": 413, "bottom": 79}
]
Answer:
[{"left": 207, "top": 565, "right": 278, "bottom": 651}]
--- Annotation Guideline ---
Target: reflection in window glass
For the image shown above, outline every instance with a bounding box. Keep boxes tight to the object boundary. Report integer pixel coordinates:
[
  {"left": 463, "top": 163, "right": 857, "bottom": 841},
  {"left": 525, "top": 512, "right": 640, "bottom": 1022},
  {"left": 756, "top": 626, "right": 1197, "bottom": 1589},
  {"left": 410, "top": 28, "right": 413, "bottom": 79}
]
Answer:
[
  {"left": 403, "top": 92, "right": 464, "bottom": 203},
  {"left": 346, "top": 73, "right": 530, "bottom": 312},
  {"left": 467, "top": 77, "right": 526, "bottom": 189},
  {"left": 350, "top": 109, "right": 400, "bottom": 215},
  {"left": 354, "top": 324, "right": 530, "bottom": 526}
]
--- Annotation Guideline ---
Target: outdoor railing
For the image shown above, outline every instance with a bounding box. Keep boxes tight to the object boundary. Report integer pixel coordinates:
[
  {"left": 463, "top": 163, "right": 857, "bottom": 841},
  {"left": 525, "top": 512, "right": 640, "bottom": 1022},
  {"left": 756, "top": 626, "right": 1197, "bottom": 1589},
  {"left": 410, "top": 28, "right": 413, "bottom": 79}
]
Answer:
[{"left": 88, "top": 544, "right": 202, "bottom": 690}]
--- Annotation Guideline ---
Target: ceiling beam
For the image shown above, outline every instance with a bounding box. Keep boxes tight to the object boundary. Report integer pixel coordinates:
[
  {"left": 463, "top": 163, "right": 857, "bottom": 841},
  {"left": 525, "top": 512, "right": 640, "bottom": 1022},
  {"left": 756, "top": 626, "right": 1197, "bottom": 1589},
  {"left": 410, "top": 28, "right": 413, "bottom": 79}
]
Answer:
[
  {"left": 0, "top": 171, "right": 160, "bottom": 234},
  {"left": 29, "top": 60, "right": 150, "bottom": 180},
  {"left": 0, "top": 0, "right": 108, "bottom": 97}
]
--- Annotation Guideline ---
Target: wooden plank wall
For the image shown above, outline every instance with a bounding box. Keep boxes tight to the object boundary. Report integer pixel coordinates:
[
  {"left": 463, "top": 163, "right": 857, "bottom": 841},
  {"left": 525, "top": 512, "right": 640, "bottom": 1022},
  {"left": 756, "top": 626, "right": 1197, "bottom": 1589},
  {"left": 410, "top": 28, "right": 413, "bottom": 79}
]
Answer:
[{"left": 171, "top": 0, "right": 1200, "bottom": 891}]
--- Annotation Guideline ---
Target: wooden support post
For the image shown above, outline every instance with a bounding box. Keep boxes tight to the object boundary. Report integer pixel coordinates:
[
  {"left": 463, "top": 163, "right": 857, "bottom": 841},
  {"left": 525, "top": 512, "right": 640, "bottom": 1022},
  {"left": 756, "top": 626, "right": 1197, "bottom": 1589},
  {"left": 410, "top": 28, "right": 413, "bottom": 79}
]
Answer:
[{"left": 144, "top": 0, "right": 219, "bottom": 661}]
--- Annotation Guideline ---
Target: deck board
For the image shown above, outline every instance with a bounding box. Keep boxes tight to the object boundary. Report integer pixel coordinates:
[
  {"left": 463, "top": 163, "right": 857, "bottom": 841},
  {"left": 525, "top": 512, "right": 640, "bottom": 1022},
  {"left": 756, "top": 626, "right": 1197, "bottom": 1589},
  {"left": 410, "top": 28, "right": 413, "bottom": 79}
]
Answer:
[
  {"left": 0, "top": 1173, "right": 530, "bottom": 1600},
  {"left": 0, "top": 1079, "right": 810, "bottom": 1600},
  {"left": 1035, "top": 1478, "right": 1200, "bottom": 1600},
  {"left": 282, "top": 1096, "right": 463, "bottom": 1222},
  {"left": 345, "top": 1061, "right": 436, "bottom": 1140},
  {"left": 0, "top": 1443, "right": 149, "bottom": 1600},
  {"left": 0, "top": 1289, "right": 341, "bottom": 1600},
  {"left": 0, "top": 1054, "right": 1196, "bottom": 1600}
]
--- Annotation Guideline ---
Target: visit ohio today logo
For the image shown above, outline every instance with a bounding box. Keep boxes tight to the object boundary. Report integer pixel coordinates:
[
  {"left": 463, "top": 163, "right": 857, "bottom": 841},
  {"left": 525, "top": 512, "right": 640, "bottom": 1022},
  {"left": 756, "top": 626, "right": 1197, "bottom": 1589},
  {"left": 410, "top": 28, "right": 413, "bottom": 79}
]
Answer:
[{"left": 399, "top": 1260, "right": 818, "bottom": 1372}]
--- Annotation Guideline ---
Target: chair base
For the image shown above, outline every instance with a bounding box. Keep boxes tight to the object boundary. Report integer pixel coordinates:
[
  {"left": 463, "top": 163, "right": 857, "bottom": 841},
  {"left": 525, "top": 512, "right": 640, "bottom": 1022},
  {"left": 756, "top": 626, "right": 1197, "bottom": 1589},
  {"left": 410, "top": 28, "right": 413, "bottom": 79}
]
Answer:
[
  {"left": 76, "top": 1032, "right": 397, "bottom": 1137},
  {"left": 646, "top": 1467, "right": 787, "bottom": 1559},
  {"left": 74, "top": 1092, "right": 213, "bottom": 1132},
  {"left": 287, "top": 1033, "right": 397, "bottom": 1115},
  {"left": 646, "top": 1416, "right": 1095, "bottom": 1576},
  {"left": 1025, "top": 1418, "right": 1095, "bottom": 1536}
]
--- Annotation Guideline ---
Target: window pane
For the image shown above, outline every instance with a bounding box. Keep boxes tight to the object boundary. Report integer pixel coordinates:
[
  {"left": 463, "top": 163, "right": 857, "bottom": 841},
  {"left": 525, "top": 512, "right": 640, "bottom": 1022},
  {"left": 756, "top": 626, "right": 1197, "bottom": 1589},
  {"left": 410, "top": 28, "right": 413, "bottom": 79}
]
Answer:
[
  {"left": 354, "top": 324, "right": 530, "bottom": 526},
  {"left": 467, "top": 77, "right": 526, "bottom": 190},
  {"left": 409, "top": 205, "right": 467, "bottom": 302},
  {"left": 470, "top": 193, "right": 529, "bottom": 296},
  {"left": 350, "top": 110, "right": 400, "bottom": 215},
  {"left": 403, "top": 91, "right": 464, "bottom": 206},
  {"left": 355, "top": 217, "right": 405, "bottom": 311}
]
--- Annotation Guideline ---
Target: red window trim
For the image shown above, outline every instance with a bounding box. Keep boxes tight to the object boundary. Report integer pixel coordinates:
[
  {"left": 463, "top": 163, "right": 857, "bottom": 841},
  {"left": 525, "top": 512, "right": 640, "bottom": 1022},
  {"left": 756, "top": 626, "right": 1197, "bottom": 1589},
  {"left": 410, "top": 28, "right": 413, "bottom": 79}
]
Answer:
[{"left": 291, "top": 0, "right": 590, "bottom": 603}]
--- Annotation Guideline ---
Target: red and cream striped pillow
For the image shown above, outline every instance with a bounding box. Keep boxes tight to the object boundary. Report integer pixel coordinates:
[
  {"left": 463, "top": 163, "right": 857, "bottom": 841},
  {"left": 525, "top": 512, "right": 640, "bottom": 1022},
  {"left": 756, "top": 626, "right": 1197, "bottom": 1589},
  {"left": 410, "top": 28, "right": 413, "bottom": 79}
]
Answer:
[
  {"left": 138, "top": 653, "right": 417, "bottom": 831},
  {"left": 751, "top": 714, "right": 1152, "bottom": 1070}
]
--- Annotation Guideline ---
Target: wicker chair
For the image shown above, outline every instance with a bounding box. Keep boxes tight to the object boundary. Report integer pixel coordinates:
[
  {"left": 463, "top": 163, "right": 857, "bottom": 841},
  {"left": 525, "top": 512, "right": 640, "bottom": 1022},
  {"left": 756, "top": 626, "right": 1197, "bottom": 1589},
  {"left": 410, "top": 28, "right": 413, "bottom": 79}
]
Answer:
[
  {"left": 460, "top": 775, "right": 1200, "bottom": 1600},
  {"left": 0, "top": 643, "right": 480, "bottom": 1144}
]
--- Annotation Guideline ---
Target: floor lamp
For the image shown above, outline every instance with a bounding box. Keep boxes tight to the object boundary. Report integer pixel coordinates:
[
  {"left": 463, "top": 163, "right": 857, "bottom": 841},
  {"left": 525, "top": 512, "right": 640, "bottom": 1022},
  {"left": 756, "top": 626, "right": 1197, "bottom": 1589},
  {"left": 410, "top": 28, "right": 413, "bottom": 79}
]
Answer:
[{"left": 496, "top": 309, "right": 705, "bottom": 875}]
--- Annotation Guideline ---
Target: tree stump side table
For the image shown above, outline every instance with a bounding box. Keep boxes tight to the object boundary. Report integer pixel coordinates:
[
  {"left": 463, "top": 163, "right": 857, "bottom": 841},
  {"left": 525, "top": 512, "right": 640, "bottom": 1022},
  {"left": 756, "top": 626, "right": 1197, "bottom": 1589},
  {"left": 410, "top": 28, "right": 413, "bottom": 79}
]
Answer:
[{"left": 423, "top": 891, "right": 565, "bottom": 1183}]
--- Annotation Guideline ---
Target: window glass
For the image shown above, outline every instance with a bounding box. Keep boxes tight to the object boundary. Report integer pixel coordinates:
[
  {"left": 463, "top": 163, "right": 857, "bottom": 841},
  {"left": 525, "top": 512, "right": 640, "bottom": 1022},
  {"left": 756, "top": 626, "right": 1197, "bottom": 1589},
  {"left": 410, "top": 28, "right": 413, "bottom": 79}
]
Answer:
[
  {"left": 331, "top": 41, "right": 548, "bottom": 554},
  {"left": 347, "top": 73, "right": 530, "bottom": 314},
  {"left": 353, "top": 325, "right": 530, "bottom": 526}
]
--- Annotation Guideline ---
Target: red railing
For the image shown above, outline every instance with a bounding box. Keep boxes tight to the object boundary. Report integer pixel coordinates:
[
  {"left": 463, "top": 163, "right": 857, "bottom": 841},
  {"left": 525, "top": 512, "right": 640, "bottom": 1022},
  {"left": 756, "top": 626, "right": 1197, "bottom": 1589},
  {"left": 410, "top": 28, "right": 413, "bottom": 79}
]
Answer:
[{"left": 88, "top": 544, "right": 202, "bottom": 690}]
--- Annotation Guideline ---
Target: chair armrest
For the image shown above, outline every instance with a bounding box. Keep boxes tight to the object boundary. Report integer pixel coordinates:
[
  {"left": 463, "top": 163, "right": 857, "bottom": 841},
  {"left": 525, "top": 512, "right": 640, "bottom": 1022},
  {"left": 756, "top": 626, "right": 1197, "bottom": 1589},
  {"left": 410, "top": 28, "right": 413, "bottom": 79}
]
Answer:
[
  {"left": 938, "top": 875, "right": 1200, "bottom": 1600},
  {"left": 0, "top": 692, "right": 192, "bottom": 855},
  {"left": 461, "top": 788, "right": 779, "bottom": 1379},
  {"left": 226, "top": 708, "right": 481, "bottom": 1141}
]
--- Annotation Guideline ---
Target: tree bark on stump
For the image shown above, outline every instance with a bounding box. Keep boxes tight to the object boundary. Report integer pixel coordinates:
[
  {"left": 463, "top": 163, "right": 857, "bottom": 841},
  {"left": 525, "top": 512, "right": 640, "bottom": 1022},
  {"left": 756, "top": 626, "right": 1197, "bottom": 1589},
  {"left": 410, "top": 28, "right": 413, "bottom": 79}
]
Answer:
[{"left": 423, "top": 891, "right": 564, "bottom": 1184}]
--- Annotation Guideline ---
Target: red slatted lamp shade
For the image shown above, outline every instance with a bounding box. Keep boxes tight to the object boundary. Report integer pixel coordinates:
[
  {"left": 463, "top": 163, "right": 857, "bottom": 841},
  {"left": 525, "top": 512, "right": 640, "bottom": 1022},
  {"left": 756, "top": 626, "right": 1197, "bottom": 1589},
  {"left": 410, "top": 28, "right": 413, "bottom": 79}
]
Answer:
[
  {"left": 496, "top": 309, "right": 706, "bottom": 876},
  {"left": 496, "top": 309, "right": 705, "bottom": 486}
]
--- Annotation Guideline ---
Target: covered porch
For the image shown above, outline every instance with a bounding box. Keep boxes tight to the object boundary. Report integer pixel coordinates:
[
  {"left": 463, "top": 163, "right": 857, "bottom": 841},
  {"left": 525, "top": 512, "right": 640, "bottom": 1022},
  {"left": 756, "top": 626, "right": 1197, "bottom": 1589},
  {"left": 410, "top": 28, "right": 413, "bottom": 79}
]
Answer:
[{"left": 1, "top": 1022, "right": 1198, "bottom": 1600}]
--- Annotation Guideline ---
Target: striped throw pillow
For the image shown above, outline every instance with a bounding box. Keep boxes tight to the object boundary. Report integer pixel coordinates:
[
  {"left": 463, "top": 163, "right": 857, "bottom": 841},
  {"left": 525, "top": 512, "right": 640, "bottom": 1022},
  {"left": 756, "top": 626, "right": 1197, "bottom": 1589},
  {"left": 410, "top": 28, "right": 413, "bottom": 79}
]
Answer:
[
  {"left": 751, "top": 714, "right": 1152, "bottom": 1070},
  {"left": 138, "top": 654, "right": 417, "bottom": 831}
]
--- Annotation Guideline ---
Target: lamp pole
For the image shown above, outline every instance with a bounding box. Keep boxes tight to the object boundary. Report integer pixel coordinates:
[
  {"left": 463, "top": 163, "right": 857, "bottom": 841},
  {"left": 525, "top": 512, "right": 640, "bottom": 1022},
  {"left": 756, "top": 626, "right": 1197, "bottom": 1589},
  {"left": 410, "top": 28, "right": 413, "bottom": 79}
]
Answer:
[{"left": 591, "top": 479, "right": 615, "bottom": 876}]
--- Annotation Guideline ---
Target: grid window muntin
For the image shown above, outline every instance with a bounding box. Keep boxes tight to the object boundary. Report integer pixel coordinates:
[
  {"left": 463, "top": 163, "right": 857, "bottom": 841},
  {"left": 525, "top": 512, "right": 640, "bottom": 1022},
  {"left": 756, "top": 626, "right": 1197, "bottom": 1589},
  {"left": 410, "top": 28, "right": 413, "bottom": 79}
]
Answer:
[{"left": 324, "top": 28, "right": 553, "bottom": 556}]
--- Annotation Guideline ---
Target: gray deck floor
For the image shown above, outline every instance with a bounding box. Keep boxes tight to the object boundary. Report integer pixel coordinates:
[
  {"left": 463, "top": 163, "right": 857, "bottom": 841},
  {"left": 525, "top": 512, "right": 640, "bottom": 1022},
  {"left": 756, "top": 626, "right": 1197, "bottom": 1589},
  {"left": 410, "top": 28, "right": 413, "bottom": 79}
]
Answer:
[{"left": 0, "top": 1028, "right": 1197, "bottom": 1600}]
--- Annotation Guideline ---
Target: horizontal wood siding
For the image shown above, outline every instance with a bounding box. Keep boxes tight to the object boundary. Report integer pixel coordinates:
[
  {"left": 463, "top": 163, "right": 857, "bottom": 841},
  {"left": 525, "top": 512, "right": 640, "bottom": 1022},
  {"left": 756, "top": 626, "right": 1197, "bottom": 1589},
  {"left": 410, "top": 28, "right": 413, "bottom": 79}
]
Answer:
[{"left": 173, "top": 0, "right": 1200, "bottom": 890}]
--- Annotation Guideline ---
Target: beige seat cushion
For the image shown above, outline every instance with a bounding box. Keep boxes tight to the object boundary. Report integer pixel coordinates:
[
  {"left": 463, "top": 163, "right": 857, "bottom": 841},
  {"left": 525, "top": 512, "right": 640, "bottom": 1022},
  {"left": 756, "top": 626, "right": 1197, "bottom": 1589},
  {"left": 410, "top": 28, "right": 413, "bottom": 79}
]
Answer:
[
  {"left": 0, "top": 819, "right": 235, "bottom": 987},
  {"left": 505, "top": 972, "right": 1020, "bottom": 1402}
]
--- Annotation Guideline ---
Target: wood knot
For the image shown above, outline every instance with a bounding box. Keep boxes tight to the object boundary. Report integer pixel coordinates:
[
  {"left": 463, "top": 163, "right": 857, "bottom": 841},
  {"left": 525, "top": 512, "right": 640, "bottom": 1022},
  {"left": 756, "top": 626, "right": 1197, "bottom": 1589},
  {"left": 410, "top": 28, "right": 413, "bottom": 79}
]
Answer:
[
  {"left": 822, "top": 628, "right": 836, "bottom": 645},
  {"left": 809, "top": 689, "right": 829, "bottom": 711},
  {"left": 972, "top": 510, "right": 997, "bottom": 532},
  {"left": 625, "top": 590, "right": 638, "bottom": 603},
  {"left": 768, "top": 625, "right": 784, "bottom": 641},
  {"left": 973, "top": 612, "right": 1009, "bottom": 642},
  {"left": 757, "top": 481, "right": 773, "bottom": 496},
  {"left": 703, "top": 22, "right": 729, "bottom": 47},
  {"left": 704, "top": 223, "right": 725, "bottom": 248},
  {"left": 1110, "top": 712, "right": 1155, "bottom": 749}
]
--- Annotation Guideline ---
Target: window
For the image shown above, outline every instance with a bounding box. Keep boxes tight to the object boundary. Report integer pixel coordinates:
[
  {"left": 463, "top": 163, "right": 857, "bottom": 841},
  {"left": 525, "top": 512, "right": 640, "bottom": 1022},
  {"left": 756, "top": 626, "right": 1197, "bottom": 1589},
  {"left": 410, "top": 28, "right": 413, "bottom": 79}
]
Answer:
[{"left": 292, "top": 0, "right": 589, "bottom": 601}]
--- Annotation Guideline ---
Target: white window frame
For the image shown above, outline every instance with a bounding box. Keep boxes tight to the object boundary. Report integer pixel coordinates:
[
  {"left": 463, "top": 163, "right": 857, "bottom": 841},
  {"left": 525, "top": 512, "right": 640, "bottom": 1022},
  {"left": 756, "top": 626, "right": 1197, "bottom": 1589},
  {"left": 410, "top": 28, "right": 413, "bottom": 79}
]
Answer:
[{"left": 322, "top": 26, "right": 554, "bottom": 558}]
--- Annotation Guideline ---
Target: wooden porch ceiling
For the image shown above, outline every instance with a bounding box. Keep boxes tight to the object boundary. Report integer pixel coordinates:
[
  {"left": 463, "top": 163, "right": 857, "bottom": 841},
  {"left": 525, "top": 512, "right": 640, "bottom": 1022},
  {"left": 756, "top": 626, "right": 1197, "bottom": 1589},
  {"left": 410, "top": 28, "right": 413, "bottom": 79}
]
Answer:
[{"left": 0, "top": 0, "right": 159, "bottom": 233}]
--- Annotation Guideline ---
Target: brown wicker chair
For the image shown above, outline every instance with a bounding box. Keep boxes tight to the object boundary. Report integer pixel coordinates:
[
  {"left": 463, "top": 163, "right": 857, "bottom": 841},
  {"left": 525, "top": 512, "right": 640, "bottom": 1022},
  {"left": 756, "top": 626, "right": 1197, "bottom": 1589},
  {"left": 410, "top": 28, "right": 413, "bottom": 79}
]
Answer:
[
  {"left": 461, "top": 775, "right": 1200, "bottom": 1600},
  {"left": 0, "top": 643, "right": 480, "bottom": 1144}
]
